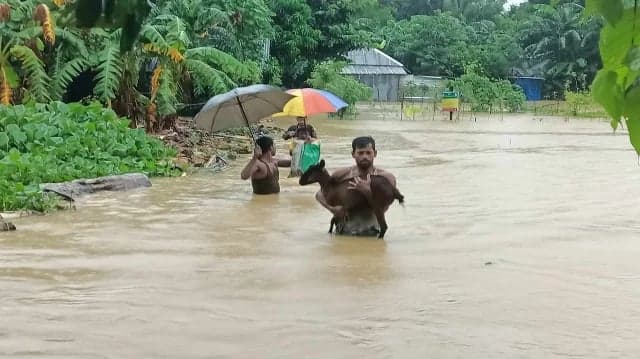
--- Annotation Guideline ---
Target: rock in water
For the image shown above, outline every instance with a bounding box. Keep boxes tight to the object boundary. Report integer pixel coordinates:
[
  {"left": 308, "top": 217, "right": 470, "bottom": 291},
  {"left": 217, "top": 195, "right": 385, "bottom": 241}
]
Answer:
[
  {"left": 40, "top": 173, "right": 152, "bottom": 201},
  {"left": 0, "top": 215, "right": 16, "bottom": 231}
]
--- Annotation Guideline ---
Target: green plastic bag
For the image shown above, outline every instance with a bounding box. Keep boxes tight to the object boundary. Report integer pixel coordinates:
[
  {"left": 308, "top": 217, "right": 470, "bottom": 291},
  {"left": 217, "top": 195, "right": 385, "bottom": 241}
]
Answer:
[{"left": 300, "top": 142, "right": 321, "bottom": 173}]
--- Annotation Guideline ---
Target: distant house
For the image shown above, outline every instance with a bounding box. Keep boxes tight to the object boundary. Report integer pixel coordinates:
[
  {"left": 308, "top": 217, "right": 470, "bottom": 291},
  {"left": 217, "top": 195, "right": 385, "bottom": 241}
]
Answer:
[{"left": 342, "top": 48, "right": 408, "bottom": 102}]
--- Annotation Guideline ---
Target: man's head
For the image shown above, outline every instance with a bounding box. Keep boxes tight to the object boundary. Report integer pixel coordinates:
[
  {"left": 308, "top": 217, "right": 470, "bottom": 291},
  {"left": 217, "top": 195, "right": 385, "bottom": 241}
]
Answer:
[
  {"left": 351, "top": 136, "right": 376, "bottom": 170},
  {"left": 296, "top": 116, "right": 306, "bottom": 125},
  {"left": 256, "top": 136, "right": 275, "bottom": 156}
]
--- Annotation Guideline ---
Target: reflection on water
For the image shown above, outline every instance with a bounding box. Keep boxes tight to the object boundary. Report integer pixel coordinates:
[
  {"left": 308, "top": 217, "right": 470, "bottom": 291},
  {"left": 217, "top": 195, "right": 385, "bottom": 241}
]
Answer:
[{"left": 3, "top": 114, "right": 640, "bottom": 358}]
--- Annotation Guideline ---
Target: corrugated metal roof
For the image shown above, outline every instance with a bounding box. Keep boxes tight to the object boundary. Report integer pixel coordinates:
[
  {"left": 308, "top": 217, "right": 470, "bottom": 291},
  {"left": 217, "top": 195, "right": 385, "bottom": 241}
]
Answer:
[
  {"left": 342, "top": 65, "right": 407, "bottom": 75},
  {"left": 341, "top": 48, "right": 407, "bottom": 75}
]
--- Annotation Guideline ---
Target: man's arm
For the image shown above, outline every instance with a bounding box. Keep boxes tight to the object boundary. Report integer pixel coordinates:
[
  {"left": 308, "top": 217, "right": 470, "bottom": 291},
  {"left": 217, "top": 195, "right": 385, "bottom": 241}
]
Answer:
[
  {"left": 308, "top": 125, "right": 318, "bottom": 139},
  {"left": 276, "top": 157, "right": 291, "bottom": 167},
  {"left": 240, "top": 158, "right": 267, "bottom": 180},
  {"left": 241, "top": 146, "right": 268, "bottom": 180},
  {"left": 315, "top": 190, "right": 345, "bottom": 217}
]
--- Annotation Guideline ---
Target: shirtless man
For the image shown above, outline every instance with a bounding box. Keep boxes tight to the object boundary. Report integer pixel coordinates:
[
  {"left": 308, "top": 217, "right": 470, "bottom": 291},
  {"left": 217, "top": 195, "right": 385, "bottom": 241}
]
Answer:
[
  {"left": 314, "top": 136, "right": 397, "bottom": 236},
  {"left": 240, "top": 136, "right": 291, "bottom": 195}
]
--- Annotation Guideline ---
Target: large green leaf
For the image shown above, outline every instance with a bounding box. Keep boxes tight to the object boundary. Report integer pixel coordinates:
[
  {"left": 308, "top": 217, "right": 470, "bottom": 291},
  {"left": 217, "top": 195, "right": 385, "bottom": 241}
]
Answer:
[
  {"left": 624, "top": 84, "right": 640, "bottom": 112},
  {"left": 592, "top": 69, "right": 624, "bottom": 127},
  {"left": 585, "top": 0, "right": 623, "bottom": 25},
  {"left": 600, "top": 8, "right": 640, "bottom": 69},
  {"left": 626, "top": 116, "right": 640, "bottom": 155},
  {"left": 625, "top": 47, "right": 640, "bottom": 71},
  {"left": 0, "top": 132, "right": 8, "bottom": 147},
  {"left": 7, "top": 124, "right": 26, "bottom": 144}
]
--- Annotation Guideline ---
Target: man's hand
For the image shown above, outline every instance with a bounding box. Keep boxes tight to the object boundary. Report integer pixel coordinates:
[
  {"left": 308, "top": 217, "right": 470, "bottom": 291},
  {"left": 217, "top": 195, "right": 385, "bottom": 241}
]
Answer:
[
  {"left": 253, "top": 145, "right": 262, "bottom": 159},
  {"left": 348, "top": 175, "right": 371, "bottom": 194}
]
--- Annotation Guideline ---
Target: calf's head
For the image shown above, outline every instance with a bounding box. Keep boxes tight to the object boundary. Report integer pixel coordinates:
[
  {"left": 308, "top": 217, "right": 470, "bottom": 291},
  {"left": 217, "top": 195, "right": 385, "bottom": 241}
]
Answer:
[{"left": 299, "top": 159, "right": 327, "bottom": 186}]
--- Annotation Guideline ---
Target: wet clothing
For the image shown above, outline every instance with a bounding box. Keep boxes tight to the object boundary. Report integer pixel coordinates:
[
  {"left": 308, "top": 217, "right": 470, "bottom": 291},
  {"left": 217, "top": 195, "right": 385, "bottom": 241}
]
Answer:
[
  {"left": 251, "top": 159, "right": 280, "bottom": 195},
  {"left": 333, "top": 212, "right": 381, "bottom": 236}
]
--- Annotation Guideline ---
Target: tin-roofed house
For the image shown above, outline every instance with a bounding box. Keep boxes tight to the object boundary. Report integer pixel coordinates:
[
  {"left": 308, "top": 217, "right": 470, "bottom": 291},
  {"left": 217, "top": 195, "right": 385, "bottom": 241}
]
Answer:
[{"left": 342, "top": 48, "right": 409, "bottom": 102}]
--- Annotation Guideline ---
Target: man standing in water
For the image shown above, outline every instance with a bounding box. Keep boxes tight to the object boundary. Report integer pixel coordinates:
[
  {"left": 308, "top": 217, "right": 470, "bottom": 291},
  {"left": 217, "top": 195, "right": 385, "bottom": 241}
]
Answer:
[
  {"left": 314, "top": 136, "right": 397, "bottom": 236},
  {"left": 240, "top": 136, "right": 290, "bottom": 195},
  {"left": 282, "top": 116, "right": 318, "bottom": 142}
]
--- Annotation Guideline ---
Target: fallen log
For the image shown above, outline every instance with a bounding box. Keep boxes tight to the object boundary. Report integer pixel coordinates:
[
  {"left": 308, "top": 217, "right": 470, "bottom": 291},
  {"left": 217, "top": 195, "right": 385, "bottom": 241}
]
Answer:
[
  {"left": 40, "top": 173, "right": 152, "bottom": 201},
  {"left": 0, "top": 214, "right": 16, "bottom": 231}
]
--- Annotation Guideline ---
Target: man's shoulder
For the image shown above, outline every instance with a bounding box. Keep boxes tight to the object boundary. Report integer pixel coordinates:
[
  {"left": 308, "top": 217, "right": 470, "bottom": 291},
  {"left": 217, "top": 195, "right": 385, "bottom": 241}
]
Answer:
[{"left": 329, "top": 166, "right": 356, "bottom": 182}]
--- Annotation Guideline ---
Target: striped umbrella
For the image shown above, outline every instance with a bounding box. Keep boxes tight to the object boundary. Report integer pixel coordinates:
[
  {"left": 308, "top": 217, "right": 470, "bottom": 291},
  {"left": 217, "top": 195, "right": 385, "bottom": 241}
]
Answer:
[{"left": 273, "top": 88, "right": 348, "bottom": 117}]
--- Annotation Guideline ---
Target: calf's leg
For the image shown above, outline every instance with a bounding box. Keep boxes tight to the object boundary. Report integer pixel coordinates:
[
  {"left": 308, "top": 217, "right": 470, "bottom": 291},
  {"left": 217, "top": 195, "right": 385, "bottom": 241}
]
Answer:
[{"left": 374, "top": 207, "right": 388, "bottom": 239}]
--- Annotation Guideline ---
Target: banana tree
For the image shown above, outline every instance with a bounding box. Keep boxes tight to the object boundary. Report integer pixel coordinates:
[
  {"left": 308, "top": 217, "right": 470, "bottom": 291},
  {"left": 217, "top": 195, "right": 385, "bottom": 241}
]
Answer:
[
  {"left": 91, "top": 14, "right": 260, "bottom": 131},
  {"left": 142, "top": 15, "right": 260, "bottom": 130},
  {"left": 0, "top": 0, "right": 92, "bottom": 104}
]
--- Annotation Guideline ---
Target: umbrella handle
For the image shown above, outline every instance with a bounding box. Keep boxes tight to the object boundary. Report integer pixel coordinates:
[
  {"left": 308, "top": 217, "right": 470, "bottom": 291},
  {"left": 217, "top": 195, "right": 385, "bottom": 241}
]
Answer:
[{"left": 236, "top": 96, "right": 256, "bottom": 146}]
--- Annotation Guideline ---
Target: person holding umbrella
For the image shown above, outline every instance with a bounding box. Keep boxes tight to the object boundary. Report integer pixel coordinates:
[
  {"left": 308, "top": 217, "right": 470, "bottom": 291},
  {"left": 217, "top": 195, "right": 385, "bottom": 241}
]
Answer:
[
  {"left": 283, "top": 116, "right": 318, "bottom": 143},
  {"left": 193, "top": 84, "right": 297, "bottom": 194},
  {"left": 240, "top": 136, "right": 291, "bottom": 195},
  {"left": 273, "top": 88, "right": 347, "bottom": 177}
]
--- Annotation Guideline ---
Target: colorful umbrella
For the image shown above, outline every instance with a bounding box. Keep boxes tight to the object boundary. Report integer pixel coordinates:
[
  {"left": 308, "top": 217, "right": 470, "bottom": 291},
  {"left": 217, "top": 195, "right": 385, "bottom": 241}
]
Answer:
[{"left": 273, "top": 88, "right": 348, "bottom": 117}]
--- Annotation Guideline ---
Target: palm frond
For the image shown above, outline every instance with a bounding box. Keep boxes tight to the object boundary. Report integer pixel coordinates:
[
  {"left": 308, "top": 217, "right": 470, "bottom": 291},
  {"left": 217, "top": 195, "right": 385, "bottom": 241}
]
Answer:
[
  {"left": 89, "top": 28, "right": 110, "bottom": 37},
  {"left": 10, "top": 45, "right": 50, "bottom": 103},
  {"left": 55, "top": 27, "right": 89, "bottom": 58},
  {"left": 50, "top": 54, "right": 87, "bottom": 100},
  {"left": 140, "top": 24, "right": 168, "bottom": 48},
  {"left": 196, "top": 7, "right": 230, "bottom": 31},
  {"left": 156, "top": 14, "right": 190, "bottom": 47},
  {"left": 156, "top": 67, "right": 177, "bottom": 116},
  {"left": 15, "top": 26, "right": 41, "bottom": 40},
  {"left": 184, "top": 58, "right": 235, "bottom": 97},
  {"left": 184, "top": 47, "right": 255, "bottom": 83},
  {"left": 93, "top": 44, "right": 123, "bottom": 104}
]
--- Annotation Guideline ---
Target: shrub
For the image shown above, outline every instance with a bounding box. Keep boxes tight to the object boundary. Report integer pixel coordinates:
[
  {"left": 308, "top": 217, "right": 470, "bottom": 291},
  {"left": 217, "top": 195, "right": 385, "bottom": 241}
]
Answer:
[{"left": 0, "top": 101, "right": 179, "bottom": 211}]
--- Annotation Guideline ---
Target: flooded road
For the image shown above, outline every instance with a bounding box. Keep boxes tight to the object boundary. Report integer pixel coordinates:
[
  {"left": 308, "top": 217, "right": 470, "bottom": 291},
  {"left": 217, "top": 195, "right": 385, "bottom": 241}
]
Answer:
[{"left": 3, "top": 113, "right": 640, "bottom": 358}]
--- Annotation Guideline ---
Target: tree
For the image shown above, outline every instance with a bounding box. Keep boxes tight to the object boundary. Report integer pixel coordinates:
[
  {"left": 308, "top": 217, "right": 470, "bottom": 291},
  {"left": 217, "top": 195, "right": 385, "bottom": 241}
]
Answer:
[
  {"left": 382, "top": 12, "right": 474, "bottom": 77},
  {"left": 516, "top": 2, "right": 602, "bottom": 97},
  {"left": 269, "top": 0, "right": 373, "bottom": 87},
  {"left": 588, "top": 0, "right": 640, "bottom": 155}
]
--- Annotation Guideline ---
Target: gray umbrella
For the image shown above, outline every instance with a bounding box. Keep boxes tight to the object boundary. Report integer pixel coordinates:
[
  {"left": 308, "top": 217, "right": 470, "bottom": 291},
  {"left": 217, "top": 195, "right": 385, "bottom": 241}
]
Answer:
[{"left": 194, "top": 84, "right": 295, "bottom": 142}]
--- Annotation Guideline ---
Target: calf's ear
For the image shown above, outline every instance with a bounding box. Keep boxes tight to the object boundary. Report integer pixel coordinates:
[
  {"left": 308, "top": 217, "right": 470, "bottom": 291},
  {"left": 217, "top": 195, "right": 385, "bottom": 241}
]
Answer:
[{"left": 319, "top": 159, "right": 325, "bottom": 168}]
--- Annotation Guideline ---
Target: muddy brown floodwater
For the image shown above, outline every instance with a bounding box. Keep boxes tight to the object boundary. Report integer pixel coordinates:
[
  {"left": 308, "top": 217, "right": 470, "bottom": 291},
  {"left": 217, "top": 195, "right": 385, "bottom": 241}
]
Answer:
[{"left": 3, "top": 113, "right": 640, "bottom": 358}]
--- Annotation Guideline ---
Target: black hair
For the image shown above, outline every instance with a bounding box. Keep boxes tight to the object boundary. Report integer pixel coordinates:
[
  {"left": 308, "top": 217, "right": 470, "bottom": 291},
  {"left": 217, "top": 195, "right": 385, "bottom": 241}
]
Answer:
[
  {"left": 352, "top": 136, "right": 375, "bottom": 152},
  {"left": 256, "top": 136, "right": 274, "bottom": 153}
]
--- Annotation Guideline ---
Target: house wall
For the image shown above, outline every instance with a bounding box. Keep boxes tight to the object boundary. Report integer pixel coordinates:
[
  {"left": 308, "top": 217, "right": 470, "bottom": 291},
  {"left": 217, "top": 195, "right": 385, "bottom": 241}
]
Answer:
[{"left": 348, "top": 74, "right": 403, "bottom": 101}]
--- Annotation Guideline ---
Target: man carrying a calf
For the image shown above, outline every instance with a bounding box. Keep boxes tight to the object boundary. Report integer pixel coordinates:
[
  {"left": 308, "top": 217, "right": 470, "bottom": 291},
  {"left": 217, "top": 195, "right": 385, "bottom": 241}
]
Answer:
[{"left": 314, "top": 136, "right": 397, "bottom": 236}]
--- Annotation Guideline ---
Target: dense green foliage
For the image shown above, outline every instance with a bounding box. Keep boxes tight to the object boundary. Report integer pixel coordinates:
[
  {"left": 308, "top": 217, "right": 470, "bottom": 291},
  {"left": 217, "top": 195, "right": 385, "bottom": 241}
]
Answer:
[
  {"left": 0, "top": 102, "right": 178, "bottom": 211},
  {"left": 1, "top": 0, "right": 606, "bottom": 107},
  {"left": 587, "top": 0, "right": 640, "bottom": 155},
  {"left": 450, "top": 66, "right": 526, "bottom": 112}
]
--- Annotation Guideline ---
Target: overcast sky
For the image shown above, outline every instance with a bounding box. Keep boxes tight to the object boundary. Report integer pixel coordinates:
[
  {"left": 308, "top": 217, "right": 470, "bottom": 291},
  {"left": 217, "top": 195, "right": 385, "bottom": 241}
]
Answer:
[{"left": 504, "top": 0, "right": 528, "bottom": 8}]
